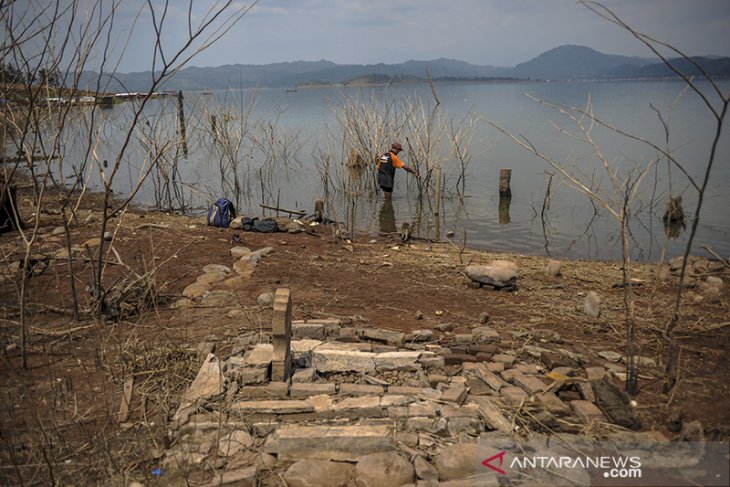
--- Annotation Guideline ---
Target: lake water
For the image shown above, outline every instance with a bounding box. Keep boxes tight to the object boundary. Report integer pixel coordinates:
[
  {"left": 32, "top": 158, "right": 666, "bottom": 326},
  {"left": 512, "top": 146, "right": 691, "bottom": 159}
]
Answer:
[{"left": 74, "top": 79, "right": 730, "bottom": 262}]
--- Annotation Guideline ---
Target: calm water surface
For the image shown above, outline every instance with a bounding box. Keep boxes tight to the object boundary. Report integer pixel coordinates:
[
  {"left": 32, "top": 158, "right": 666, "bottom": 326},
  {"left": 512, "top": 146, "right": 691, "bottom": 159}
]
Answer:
[{"left": 80, "top": 79, "right": 730, "bottom": 262}]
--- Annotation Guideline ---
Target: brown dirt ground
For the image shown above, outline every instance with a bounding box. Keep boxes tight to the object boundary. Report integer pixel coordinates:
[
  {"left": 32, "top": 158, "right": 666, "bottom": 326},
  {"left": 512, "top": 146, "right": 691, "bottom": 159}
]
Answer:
[{"left": 1, "top": 187, "right": 729, "bottom": 484}]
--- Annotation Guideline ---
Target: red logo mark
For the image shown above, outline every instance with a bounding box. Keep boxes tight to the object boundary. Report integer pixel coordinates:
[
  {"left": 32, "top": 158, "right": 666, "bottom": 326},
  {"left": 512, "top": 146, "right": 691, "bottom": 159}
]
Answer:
[{"left": 482, "top": 450, "right": 507, "bottom": 475}]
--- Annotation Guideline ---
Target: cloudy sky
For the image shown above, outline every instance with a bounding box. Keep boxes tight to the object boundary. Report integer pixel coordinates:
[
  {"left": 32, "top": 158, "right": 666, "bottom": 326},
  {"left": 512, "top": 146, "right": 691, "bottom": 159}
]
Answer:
[{"left": 12, "top": 1, "right": 730, "bottom": 72}]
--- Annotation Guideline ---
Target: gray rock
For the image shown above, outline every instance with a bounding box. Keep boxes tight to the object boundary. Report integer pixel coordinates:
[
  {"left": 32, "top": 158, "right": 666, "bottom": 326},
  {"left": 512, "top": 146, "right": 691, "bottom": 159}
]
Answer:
[
  {"left": 283, "top": 460, "right": 353, "bottom": 487},
  {"left": 433, "top": 443, "right": 478, "bottom": 481},
  {"left": 355, "top": 452, "right": 414, "bottom": 487},
  {"left": 413, "top": 456, "right": 438, "bottom": 481},
  {"left": 217, "top": 430, "right": 253, "bottom": 457},
  {"left": 583, "top": 291, "right": 601, "bottom": 317},
  {"left": 202, "top": 263, "right": 232, "bottom": 275},
  {"left": 545, "top": 259, "right": 562, "bottom": 276},
  {"left": 200, "top": 290, "right": 237, "bottom": 307},
  {"left": 464, "top": 261, "right": 518, "bottom": 289},
  {"left": 257, "top": 292, "right": 275, "bottom": 307},
  {"left": 598, "top": 350, "right": 622, "bottom": 362},
  {"left": 181, "top": 353, "right": 224, "bottom": 403}
]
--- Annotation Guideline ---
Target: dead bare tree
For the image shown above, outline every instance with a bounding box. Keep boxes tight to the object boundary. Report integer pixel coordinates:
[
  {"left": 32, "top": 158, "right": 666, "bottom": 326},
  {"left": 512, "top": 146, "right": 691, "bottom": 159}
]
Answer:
[{"left": 2, "top": 0, "right": 256, "bottom": 359}]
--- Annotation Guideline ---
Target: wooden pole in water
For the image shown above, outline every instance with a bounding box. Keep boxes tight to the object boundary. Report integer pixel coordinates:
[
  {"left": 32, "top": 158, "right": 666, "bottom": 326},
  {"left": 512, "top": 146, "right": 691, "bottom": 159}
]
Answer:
[
  {"left": 499, "top": 168, "right": 512, "bottom": 198},
  {"left": 314, "top": 198, "right": 324, "bottom": 222},
  {"left": 177, "top": 91, "right": 188, "bottom": 156},
  {"left": 434, "top": 165, "right": 442, "bottom": 240}
]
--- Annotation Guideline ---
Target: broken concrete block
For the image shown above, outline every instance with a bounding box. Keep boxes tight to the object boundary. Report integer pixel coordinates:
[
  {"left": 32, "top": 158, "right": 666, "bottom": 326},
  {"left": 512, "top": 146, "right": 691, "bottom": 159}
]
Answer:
[
  {"left": 291, "top": 367, "right": 317, "bottom": 383},
  {"left": 362, "top": 328, "right": 405, "bottom": 346},
  {"left": 472, "top": 397, "right": 512, "bottom": 433},
  {"left": 238, "top": 382, "right": 289, "bottom": 399},
  {"left": 244, "top": 344, "right": 273, "bottom": 368},
  {"left": 536, "top": 392, "right": 571, "bottom": 416},
  {"left": 290, "top": 382, "right": 336, "bottom": 398},
  {"left": 374, "top": 351, "right": 422, "bottom": 371},
  {"left": 501, "top": 386, "right": 528, "bottom": 406},
  {"left": 570, "top": 400, "right": 607, "bottom": 423},
  {"left": 339, "top": 383, "right": 385, "bottom": 396},
  {"left": 266, "top": 424, "right": 395, "bottom": 461},
  {"left": 182, "top": 353, "right": 224, "bottom": 403},
  {"left": 292, "top": 323, "right": 325, "bottom": 340},
  {"left": 328, "top": 396, "right": 382, "bottom": 418},
  {"left": 283, "top": 460, "right": 354, "bottom": 487},
  {"left": 512, "top": 373, "right": 547, "bottom": 395},
  {"left": 231, "top": 400, "right": 313, "bottom": 415},
  {"left": 441, "top": 383, "right": 468, "bottom": 404},
  {"left": 312, "top": 349, "right": 376, "bottom": 373}
]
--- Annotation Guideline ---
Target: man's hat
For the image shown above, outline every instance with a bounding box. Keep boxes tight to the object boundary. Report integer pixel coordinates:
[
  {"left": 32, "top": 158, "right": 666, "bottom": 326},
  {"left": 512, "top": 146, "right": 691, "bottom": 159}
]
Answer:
[{"left": 391, "top": 142, "right": 403, "bottom": 151}]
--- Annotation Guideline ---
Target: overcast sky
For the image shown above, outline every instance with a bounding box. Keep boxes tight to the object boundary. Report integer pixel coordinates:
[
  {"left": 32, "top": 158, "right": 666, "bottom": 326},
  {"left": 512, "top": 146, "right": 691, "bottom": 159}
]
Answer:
[{"left": 10, "top": 1, "right": 730, "bottom": 72}]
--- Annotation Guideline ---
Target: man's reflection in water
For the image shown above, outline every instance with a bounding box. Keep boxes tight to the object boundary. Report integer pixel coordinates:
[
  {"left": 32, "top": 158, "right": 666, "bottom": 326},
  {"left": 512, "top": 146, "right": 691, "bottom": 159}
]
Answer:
[{"left": 379, "top": 198, "right": 397, "bottom": 234}]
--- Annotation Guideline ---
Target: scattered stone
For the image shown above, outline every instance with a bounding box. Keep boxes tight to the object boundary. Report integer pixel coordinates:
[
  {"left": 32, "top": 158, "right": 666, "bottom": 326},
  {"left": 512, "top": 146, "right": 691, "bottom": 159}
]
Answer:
[
  {"left": 472, "top": 327, "right": 499, "bottom": 342},
  {"left": 182, "top": 353, "right": 224, "bottom": 403},
  {"left": 501, "top": 386, "right": 528, "bottom": 406},
  {"left": 478, "top": 312, "right": 490, "bottom": 324},
  {"left": 244, "top": 344, "right": 273, "bottom": 368},
  {"left": 283, "top": 460, "right": 353, "bottom": 487},
  {"left": 584, "top": 366, "right": 606, "bottom": 381},
  {"left": 182, "top": 282, "right": 210, "bottom": 299},
  {"left": 362, "top": 328, "right": 405, "bottom": 346},
  {"left": 491, "top": 354, "right": 515, "bottom": 367},
  {"left": 536, "top": 392, "right": 571, "bottom": 416},
  {"left": 583, "top": 291, "right": 601, "bottom": 318},
  {"left": 545, "top": 259, "right": 562, "bottom": 276},
  {"left": 356, "top": 452, "right": 414, "bottom": 487},
  {"left": 441, "top": 383, "right": 467, "bottom": 404},
  {"left": 464, "top": 260, "right": 518, "bottom": 289},
  {"left": 570, "top": 400, "right": 607, "bottom": 424},
  {"left": 202, "top": 263, "right": 232, "bottom": 275},
  {"left": 408, "top": 329, "right": 434, "bottom": 342},
  {"left": 577, "top": 382, "right": 596, "bottom": 402},
  {"left": 196, "top": 271, "right": 227, "bottom": 286},
  {"left": 217, "top": 430, "right": 253, "bottom": 457},
  {"left": 200, "top": 290, "right": 237, "bottom": 307},
  {"left": 257, "top": 292, "right": 275, "bottom": 307},
  {"left": 592, "top": 378, "right": 641, "bottom": 430},
  {"left": 206, "top": 466, "right": 258, "bottom": 487},
  {"left": 413, "top": 455, "right": 438, "bottom": 481},
  {"left": 598, "top": 350, "right": 622, "bottom": 363},
  {"left": 291, "top": 367, "right": 317, "bottom": 383},
  {"left": 433, "top": 443, "right": 478, "bottom": 481},
  {"left": 512, "top": 373, "right": 547, "bottom": 395},
  {"left": 292, "top": 323, "right": 325, "bottom": 340}
]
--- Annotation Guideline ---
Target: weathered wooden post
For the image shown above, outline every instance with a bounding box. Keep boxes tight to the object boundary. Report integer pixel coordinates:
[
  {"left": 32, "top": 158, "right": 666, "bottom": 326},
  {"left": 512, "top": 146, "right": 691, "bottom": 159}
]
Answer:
[
  {"left": 271, "top": 288, "right": 292, "bottom": 381},
  {"left": 313, "top": 198, "right": 324, "bottom": 222},
  {"left": 499, "top": 168, "right": 512, "bottom": 198},
  {"left": 498, "top": 168, "right": 512, "bottom": 224},
  {"left": 177, "top": 91, "right": 188, "bottom": 156},
  {"left": 434, "top": 165, "right": 441, "bottom": 240}
]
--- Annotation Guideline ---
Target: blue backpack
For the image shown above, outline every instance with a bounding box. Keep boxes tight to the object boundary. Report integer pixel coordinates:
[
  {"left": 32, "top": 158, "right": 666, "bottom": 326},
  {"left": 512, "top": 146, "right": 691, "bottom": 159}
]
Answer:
[{"left": 207, "top": 198, "right": 236, "bottom": 227}]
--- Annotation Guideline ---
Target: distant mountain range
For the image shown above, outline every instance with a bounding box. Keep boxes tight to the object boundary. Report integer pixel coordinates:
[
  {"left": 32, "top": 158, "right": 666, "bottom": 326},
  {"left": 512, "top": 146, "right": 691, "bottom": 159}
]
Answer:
[{"left": 82, "top": 45, "right": 730, "bottom": 93}]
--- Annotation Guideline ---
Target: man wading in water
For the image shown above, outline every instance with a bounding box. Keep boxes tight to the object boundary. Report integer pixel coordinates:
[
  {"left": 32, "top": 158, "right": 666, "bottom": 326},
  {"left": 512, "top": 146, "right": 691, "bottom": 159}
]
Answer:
[{"left": 377, "top": 142, "right": 419, "bottom": 200}]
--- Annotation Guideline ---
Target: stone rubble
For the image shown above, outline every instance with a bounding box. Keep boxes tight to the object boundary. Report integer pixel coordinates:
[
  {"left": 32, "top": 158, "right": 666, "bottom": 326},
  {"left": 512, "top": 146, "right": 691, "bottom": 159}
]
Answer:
[{"left": 158, "top": 285, "right": 712, "bottom": 486}]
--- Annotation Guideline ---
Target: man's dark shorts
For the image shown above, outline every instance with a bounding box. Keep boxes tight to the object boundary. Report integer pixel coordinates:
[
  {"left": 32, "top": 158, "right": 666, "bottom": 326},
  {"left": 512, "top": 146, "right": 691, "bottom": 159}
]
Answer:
[{"left": 380, "top": 185, "right": 393, "bottom": 193}]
